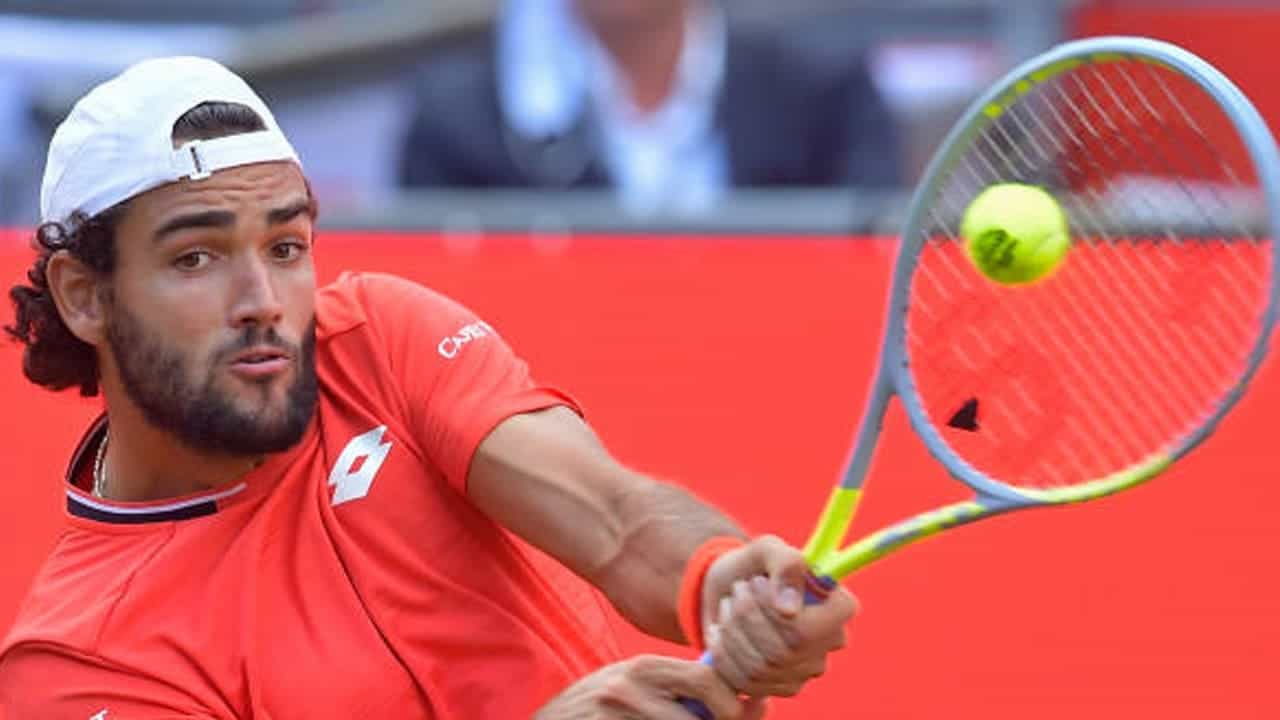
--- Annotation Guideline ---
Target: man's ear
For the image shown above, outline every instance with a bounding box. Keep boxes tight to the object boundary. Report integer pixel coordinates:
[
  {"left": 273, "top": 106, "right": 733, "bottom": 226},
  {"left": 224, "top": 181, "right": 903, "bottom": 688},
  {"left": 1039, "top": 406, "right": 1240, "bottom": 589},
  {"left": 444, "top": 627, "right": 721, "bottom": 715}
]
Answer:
[{"left": 45, "top": 251, "right": 109, "bottom": 346}]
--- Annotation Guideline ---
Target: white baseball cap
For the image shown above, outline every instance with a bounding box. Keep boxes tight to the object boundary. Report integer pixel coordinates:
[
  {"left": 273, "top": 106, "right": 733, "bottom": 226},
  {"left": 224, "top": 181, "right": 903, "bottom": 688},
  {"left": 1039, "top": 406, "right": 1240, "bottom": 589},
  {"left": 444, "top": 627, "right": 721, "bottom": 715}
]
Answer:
[{"left": 40, "top": 56, "right": 300, "bottom": 224}]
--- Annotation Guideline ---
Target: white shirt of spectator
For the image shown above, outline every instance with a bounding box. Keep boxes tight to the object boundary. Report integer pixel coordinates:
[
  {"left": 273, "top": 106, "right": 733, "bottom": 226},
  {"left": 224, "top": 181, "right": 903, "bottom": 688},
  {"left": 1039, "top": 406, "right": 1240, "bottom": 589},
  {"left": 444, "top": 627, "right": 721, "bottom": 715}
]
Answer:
[{"left": 499, "top": 0, "right": 728, "bottom": 216}]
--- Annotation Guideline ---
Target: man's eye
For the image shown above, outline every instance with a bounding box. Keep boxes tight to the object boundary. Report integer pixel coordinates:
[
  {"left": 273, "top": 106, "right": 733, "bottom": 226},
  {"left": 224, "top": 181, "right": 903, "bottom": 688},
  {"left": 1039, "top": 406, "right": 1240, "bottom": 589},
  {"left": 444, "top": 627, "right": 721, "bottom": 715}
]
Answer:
[
  {"left": 174, "top": 251, "right": 210, "bottom": 270},
  {"left": 271, "top": 241, "right": 307, "bottom": 262}
]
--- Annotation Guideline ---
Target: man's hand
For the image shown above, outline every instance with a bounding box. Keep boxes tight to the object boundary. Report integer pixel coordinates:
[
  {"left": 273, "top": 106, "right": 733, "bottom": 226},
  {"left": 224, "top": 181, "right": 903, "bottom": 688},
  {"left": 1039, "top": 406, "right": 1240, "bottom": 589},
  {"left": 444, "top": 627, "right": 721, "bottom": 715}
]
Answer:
[
  {"left": 534, "top": 655, "right": 767, "bottom": 719},
  {"left": 700, "top": 536, "right": 858, "bottom": 697}
]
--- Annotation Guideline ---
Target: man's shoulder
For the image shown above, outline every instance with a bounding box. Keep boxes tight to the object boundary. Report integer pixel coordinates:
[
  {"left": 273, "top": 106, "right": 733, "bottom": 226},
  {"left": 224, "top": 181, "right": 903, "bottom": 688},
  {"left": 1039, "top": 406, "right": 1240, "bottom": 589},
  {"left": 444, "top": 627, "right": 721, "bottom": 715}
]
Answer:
[
  {"left": 315, "top": 271, "right": 486, "bottom": 373},
  {"left": 2, "top": 528, "right": 164, "bottom": 656},
  {"left": 318, "top": 270, "right": 446, "bottom": 303},
  {"left": 316, "top": 272, "right": 464, "bottom": 334}
]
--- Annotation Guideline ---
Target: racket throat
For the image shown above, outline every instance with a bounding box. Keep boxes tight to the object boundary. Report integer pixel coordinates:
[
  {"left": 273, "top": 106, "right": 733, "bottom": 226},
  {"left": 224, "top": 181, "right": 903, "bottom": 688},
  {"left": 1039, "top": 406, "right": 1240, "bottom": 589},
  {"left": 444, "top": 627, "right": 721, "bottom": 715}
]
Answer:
[
  {"left": 819, "top": 499, "right": 1012, "bottom": 578},
  {"left": 803, "top": 487, "right": 863, "bottom": 565}
]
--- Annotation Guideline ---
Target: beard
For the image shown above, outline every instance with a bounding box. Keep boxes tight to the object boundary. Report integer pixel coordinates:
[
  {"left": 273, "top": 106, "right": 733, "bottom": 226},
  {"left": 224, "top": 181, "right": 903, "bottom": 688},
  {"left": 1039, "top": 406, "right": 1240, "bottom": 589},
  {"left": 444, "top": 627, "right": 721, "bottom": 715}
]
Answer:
[{"left": 104, "top": 298, "right": 318, "bottom": 456}]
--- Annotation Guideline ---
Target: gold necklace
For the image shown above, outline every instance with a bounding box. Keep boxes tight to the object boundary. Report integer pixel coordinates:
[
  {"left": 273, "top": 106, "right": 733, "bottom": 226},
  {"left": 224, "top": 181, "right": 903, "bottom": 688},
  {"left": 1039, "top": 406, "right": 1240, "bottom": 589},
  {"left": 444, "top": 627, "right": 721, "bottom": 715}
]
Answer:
[{"left": 92, "top": 429, "right": 109, "bottom": 499}]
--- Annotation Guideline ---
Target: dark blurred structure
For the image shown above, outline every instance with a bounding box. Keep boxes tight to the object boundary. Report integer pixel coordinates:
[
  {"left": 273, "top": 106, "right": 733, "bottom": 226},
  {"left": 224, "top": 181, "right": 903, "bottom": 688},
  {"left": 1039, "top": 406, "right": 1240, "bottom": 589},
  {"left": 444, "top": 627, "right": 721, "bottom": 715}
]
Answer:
[
  {"left": 0, "top": 0, "right": 338, "bottom": 24},
  {"left": 398, "top": 0, "right": 902, "bottom": 216},
  {"left": 0, "top": 0, "right": 1079, "bottom": 230}
]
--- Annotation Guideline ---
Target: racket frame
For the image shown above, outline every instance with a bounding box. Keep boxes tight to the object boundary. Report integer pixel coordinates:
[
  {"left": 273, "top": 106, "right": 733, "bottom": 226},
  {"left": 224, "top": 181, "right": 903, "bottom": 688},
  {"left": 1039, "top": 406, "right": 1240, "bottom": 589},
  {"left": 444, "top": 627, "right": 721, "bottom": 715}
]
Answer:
[{"left": 805, "top": 36, "right": 1280, "bottom": 580}]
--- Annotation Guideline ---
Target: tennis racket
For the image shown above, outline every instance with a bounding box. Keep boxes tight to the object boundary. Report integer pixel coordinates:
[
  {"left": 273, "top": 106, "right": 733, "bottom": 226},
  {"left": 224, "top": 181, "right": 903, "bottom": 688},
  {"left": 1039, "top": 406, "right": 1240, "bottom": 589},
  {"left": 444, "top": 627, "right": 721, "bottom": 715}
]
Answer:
[{"left": 683, "top": 35, "right": 1279, "bottom": 719}]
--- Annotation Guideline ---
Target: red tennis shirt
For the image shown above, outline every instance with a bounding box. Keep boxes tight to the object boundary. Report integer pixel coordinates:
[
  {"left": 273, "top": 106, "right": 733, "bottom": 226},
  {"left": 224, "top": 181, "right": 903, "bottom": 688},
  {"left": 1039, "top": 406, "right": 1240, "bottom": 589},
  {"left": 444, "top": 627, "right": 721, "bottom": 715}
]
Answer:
[{"left": 0, "top": 272, "right": 621, "bottom": 719}]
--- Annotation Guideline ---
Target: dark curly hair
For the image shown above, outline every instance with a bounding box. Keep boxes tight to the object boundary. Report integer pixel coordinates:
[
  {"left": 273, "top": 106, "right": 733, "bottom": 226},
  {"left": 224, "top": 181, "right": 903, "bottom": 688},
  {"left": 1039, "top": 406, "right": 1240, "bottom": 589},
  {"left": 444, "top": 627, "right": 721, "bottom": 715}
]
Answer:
[{"left": 5, "top": 101, "right": 271, "bottom": 396}]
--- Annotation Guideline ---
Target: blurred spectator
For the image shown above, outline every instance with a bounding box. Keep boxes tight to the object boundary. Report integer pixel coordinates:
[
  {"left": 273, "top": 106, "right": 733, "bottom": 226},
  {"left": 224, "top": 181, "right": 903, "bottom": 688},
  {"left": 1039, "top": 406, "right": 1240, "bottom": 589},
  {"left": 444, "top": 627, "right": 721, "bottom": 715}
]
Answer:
[{"left": 398, "top": 0, "right": 903, "bottom": 215}]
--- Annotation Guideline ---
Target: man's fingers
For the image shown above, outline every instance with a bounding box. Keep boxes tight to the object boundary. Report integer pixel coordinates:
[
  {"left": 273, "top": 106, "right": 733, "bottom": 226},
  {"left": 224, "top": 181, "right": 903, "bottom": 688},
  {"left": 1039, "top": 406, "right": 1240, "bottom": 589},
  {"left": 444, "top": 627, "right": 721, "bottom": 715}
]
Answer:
[
  {"left": 790, "top": 585, "right": 857, "bottom": 652},
  {"left": 535, "top": 654, "right": 757, "bottom": 720},
  {"left": 743, "top": 573, "right": 856, "bottom": 655},
  {"left": 721, "top": 671, "right": 828, "bottom": 701},
  {"left": 703, "top": 535, "right": 807, "bottom": 627},
  {"left": 695, "top": 535, "right": 859, "bottom": 706},
  {"left": 746, "top": 575, "right": 805, "bottom": 650},
  {"left": 752, "top": 536, "right": 809, "bottom": 618},
  {"left": 713, "top": 577, "right": 835, "bottom": 693},
  {"left": 708, "top": 595, "right": 755, "bottom": 691},
  {"left": 711, "top": 578, "right": 855, "bottom": 698},
  {"left": 741, "top": 656, "right": 829, "bottom": 697},
  {"left": 627, "top": 655, "right": 744, "bottom": 720},
  {"left": 733, "top": 578, "right": 793, "bottom": 664}
]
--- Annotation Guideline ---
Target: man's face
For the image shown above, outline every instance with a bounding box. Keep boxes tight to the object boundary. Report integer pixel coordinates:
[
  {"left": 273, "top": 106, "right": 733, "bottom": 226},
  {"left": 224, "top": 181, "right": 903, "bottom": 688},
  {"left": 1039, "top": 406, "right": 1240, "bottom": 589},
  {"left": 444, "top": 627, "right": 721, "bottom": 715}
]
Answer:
[{"left": 104, "top": 161, "right": 318, "bottom": 455}]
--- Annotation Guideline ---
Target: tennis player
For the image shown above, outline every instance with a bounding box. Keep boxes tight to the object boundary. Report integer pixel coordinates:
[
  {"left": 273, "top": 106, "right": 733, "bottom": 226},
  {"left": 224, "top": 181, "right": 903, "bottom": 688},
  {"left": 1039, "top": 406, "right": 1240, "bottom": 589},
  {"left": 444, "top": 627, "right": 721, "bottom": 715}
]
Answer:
[{"left": 0, "top": 57, "right": 855, "bottom": 718}]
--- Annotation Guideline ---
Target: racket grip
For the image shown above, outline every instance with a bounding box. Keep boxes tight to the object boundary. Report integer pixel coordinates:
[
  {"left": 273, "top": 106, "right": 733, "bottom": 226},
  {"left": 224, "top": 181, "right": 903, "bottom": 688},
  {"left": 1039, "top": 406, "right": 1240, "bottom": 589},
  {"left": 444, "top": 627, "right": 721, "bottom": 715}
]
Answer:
[{"left": 677, "top": 574, "right": 837, "bottom": 718}]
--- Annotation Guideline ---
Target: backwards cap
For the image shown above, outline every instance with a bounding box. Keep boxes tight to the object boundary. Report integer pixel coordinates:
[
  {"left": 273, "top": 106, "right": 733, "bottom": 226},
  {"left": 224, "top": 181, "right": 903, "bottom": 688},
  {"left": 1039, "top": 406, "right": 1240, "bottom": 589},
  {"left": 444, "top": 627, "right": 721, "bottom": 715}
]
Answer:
[{"left": 40, "top": 56, "right": 300, "bottom": 224}]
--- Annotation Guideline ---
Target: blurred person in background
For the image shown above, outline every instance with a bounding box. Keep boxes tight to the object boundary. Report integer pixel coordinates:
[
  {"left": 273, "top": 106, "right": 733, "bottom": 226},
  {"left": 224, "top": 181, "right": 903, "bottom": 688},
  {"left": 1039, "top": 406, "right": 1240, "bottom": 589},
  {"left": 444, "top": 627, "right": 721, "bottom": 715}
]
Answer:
[{"left": 398, "top": 0, "right": 902, "bottom": 215}]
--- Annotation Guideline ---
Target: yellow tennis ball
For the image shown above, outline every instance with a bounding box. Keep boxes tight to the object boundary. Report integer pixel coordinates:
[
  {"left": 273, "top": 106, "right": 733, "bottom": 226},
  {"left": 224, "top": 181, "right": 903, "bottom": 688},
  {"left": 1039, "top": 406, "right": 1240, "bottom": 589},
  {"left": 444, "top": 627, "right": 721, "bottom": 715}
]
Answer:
[{"left": 960, "top": 183, "right": 1070, "bottom": 285}]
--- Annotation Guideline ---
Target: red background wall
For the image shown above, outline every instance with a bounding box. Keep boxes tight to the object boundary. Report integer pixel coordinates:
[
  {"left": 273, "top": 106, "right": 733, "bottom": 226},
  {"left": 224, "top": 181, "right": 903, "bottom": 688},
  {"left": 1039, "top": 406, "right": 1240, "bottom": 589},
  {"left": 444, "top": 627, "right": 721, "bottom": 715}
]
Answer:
[
  {"left": 0, "top": 228, "right": 1276, "bottom": 718},
  {"left": 1, "top": 3, "right": 1277, "bottom": 716}
]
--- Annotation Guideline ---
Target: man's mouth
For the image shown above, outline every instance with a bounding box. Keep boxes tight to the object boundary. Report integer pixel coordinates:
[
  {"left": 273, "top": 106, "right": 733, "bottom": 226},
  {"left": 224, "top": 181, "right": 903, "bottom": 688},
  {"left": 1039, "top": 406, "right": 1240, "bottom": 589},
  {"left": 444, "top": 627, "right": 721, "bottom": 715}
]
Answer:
[{"left": 229, "top": 346, "right": 292, "bottom": 378}]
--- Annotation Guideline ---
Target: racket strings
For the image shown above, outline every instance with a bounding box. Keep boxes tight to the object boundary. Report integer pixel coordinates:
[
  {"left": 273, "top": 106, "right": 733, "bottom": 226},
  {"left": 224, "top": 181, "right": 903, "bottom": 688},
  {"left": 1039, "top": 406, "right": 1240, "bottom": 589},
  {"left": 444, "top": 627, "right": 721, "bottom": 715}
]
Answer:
[
  {"left": 960, "top": 108, "right": 1188, "bottom": 469},
  {"left": 905, "top": 57, "right": 1273, "bottom": 490},
  {"left": 1013, "top": 84, "right": 1240, "bottom": 424},
  {"left": 921, "top": 190, "right": 1159, "bottom": 478},
  {"left": 1038, "top": 88, "right": 1263, "bottom": 391},
  {"left": 1051, "top": 64, "right": 1263, "bottom": 451},
  {"left": 1122, "top": 64, "right": 1272, "bottom": 309},
  {"left": 1088, "top": 64, "right": 1265, "bottom": 291},
  {"left": 1066, "top": 65, "right": 1268, "bottom": 373}
]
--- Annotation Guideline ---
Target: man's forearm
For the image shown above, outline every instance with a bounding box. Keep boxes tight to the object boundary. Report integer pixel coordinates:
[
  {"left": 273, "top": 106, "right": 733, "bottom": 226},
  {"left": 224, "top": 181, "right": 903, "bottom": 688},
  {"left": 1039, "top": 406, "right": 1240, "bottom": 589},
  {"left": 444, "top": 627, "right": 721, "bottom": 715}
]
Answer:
[
  {"left": 591, "top": 479, "right": 747, "bottom": 643},
  {"left": 466, "top": 408, "right": 748, "bottom": 644}
]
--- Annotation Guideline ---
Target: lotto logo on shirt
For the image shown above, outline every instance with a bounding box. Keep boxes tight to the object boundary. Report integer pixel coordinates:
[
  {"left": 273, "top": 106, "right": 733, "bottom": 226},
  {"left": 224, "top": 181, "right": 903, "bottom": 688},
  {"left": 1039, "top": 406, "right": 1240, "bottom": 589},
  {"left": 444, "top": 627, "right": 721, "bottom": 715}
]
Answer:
[{"left": 438, "top": 321, "right": 496, "bottom": 359}]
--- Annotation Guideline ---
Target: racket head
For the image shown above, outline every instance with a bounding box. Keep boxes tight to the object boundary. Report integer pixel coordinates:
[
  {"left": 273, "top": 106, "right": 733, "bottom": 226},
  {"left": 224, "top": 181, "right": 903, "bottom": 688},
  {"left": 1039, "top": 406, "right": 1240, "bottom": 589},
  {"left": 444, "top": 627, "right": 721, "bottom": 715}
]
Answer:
[{"left": 882, "top": 36, "right": 1280, "bottom": 506}]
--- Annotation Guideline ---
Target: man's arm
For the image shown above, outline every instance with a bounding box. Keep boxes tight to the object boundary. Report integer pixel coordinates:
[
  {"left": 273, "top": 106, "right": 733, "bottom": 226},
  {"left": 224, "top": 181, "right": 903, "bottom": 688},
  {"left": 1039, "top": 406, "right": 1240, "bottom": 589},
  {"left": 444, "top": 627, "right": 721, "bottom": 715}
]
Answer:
[
  {"left": 467, "top": 405, "right": 742, "bottom": 642},
  {"left": 469, "top": 405, "right": 859, "bottom": 698}
]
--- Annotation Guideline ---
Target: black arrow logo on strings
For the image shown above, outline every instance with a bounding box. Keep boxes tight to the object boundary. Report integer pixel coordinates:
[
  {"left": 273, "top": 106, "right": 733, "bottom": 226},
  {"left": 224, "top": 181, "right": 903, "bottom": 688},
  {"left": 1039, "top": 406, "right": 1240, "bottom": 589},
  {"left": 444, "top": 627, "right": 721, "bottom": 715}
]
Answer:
[{"left": 947, "top": 397, "right": 980, "bottom": 432}]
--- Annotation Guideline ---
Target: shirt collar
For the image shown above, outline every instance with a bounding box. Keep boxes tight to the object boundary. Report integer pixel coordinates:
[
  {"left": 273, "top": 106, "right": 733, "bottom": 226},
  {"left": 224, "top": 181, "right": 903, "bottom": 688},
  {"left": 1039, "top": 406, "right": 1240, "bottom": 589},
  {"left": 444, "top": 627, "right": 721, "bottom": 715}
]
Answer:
[{"left": 498, "top": 0, "right": 726, "bottom": 139}]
